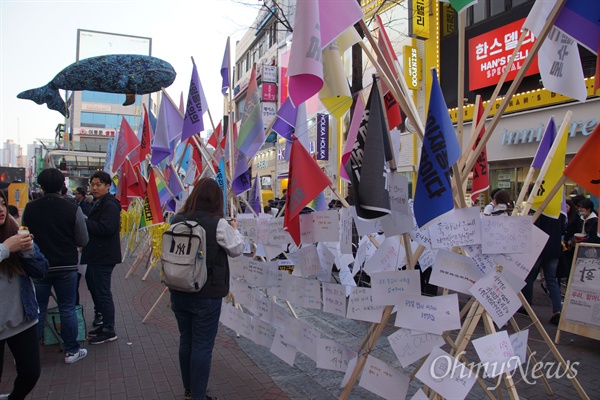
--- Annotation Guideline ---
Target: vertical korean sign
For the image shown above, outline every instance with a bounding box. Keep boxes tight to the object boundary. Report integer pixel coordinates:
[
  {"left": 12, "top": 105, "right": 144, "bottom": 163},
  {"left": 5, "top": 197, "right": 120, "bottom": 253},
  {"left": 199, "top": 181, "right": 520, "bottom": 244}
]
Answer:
[
  {"left": 408, "top": 0, "right": 429, "bottom": 40},
  {"left": 317, "top": 113, "right": 329, "bottom": 160}
]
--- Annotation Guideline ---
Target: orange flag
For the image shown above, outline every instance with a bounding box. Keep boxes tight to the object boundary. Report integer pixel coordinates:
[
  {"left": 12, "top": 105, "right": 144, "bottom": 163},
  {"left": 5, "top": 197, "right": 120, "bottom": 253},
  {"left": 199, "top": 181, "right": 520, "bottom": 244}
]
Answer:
[
  {"left": 284, "top": 140, "right": 332, "bottom": 245},
  {"left": 563, "top": 123, "right": 600, "bottom": 196}
]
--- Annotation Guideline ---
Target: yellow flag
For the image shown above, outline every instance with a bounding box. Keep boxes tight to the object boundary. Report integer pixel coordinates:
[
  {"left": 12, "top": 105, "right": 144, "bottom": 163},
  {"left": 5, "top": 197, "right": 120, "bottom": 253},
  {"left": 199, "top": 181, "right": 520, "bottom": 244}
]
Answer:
[
  {"left": 532, "top": 123, "right": 569, "bottom": 217},
  {"left": 319, "top": 42, "right": 352, "bottom": 120}
]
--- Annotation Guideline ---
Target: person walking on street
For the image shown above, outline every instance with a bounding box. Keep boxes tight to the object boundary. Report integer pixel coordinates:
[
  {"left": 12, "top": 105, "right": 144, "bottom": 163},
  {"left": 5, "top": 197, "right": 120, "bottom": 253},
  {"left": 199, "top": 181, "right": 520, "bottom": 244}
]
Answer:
[
  {"left": 170, "top": 178, "right": 244, "bottom": 400},
  {"left": 82, "top": 171, "right": 121, "bottom": 345},
  {"left": 21, "top": 168, "right": 89, "bottom": 364},
  {"left": 0, "top": 190, "right": 49, "bottom": 400}
]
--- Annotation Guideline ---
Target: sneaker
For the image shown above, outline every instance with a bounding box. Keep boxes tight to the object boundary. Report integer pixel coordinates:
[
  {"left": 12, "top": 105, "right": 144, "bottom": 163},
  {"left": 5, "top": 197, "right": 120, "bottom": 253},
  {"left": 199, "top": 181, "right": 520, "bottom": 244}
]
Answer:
[
  {"left": 549, "top": 312, "right": 561, "bottom": 326},
  {"left": 65, "top": 348, "right": 88, "bottom": 364},
  {"left": 206, "top": 396, "right": 219, "bottom": 400},
  {"left": 89, "top": 330, "right": 117, "bottom": 345},
  {"left": 92, "top": 313, "right": 103, "bottom": 327},
  {"left": 184, "top": 389, "right": 191, "bottom": 400},
  {"left": 0, "top": 394, "right": 10, "bottom": 399},
  {"left": 541, "top": 282, "right": 549, "bottom": 294},
  {"left": 88, "top": 326, "right": 104, "bottom": 337}
]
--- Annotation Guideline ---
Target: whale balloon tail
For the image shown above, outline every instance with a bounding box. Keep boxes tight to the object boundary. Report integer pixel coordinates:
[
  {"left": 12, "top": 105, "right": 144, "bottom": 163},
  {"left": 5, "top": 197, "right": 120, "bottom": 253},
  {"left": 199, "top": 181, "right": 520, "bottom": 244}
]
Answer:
[{"left": 17, "top": 84, "right": 69, "bottom": 117}]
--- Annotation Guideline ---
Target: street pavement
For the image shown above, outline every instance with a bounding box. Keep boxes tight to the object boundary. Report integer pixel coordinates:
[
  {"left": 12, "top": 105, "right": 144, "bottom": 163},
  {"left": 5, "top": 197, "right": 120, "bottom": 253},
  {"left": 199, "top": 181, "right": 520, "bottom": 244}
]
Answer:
[{"left": 2, "top": 251, "right": 598, "bottom": 400}]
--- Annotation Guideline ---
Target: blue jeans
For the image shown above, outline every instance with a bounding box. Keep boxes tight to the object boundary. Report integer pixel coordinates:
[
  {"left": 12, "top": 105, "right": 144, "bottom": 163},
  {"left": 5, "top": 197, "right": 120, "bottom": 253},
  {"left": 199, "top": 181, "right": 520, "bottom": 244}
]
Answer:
[
  {"left": 33, "top": 270, "right": 80, "bottom": 354},
  {"left": 170, "top": 294, "right": 222, "bottom": 400},
  {"left": 86, "top": 264, "right": 116, "bottom": 332},
  {"left": 523, "top": 257, "right": 562, "bottom": 313}
]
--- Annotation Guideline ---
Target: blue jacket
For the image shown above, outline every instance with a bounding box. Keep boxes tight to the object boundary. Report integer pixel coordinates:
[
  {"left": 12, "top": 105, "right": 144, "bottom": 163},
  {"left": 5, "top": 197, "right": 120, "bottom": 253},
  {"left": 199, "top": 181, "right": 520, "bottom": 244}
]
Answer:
[{"left": 19, "top": 243, "right": 49, "bottom": 322}]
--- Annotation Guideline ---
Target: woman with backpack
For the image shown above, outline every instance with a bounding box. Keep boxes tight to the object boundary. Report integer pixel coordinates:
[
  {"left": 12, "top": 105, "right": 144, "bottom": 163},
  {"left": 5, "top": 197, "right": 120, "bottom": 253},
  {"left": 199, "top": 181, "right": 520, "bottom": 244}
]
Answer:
[{"left": 169, "top": 178, "right": 244, "bottom": 400}]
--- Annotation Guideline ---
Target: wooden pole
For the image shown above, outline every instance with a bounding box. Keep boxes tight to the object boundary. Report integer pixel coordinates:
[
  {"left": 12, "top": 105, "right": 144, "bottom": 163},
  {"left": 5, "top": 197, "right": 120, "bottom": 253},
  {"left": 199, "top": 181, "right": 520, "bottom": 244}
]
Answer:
[{"left": 142, "top": 287, "right": 169, "bottom": 323}]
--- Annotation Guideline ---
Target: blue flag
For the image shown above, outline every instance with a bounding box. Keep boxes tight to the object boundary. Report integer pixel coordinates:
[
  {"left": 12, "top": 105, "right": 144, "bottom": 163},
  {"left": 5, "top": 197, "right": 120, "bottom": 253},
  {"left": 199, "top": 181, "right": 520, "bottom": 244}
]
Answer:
[
  {"left": 215, "top": 158, "right": 227, "bottom": 217},
  {"left": 414, "top": 69, "right": 461, "bottom": 228}
]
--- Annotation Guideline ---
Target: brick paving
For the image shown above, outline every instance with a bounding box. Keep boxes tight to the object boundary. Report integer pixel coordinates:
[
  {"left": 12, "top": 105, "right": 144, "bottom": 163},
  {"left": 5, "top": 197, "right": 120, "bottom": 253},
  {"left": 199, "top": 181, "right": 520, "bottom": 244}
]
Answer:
[{"left": 2, "top": 250, "right": 599, "bottom": 399}]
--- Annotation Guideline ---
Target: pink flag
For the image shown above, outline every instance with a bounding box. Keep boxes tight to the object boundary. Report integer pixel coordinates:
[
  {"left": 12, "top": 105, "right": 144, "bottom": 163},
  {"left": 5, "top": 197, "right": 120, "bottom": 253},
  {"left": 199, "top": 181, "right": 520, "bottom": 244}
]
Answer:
[
  {"left": 112, "top": 117, "right": 141, "bottom": 173},
  {"left": 340, "top": 95, "right": 365, "bottom": 182},
  {"left": 287, "top": 0, "right": 323, "bottom": 106},
  {"left": 319, "top": 0, "right": 364, "bottom": 47}
]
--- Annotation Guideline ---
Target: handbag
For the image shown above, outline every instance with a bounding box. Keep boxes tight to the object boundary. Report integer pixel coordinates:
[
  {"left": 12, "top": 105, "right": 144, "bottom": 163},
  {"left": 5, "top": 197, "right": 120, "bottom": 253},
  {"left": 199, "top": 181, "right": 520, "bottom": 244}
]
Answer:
[{"left": 43, "top": 305, "right": 87, "bottom": 346}]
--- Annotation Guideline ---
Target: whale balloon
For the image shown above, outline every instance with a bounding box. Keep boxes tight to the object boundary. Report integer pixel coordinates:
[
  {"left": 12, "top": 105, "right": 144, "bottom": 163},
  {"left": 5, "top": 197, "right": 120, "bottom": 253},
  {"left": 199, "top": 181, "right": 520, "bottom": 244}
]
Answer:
[{"left": 17, "top": 54, "right": 176, "bottom": 117}]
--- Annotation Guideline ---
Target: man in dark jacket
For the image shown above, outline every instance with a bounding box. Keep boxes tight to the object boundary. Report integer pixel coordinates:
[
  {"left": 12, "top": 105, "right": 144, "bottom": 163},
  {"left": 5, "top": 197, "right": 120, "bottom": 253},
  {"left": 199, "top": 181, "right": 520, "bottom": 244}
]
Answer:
[
  {"left": 82, "top": 171, "right": 122, "bottom": 344},
  {"left": 522, "top": 214, "right": 563, "bottom": 325},
  {"left": 74, "top": 187, "right": 92, "bottom": 217},
  {"left": 22, "top": 168, "right": 89, "bottom": 364}
]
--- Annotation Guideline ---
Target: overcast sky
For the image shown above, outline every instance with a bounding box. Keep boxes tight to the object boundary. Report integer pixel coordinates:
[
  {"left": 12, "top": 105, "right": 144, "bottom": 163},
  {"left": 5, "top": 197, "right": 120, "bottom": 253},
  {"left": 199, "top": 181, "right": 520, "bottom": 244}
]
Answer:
[{"left": 0, "top": 0, "right": 260, "bottom": 153}]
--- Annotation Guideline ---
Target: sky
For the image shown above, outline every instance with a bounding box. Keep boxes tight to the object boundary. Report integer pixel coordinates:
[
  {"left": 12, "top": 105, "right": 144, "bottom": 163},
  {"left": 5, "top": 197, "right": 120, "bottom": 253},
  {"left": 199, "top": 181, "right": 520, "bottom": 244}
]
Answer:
[{"left": 0, "top": 0, "right": 261, "bottom": 153}]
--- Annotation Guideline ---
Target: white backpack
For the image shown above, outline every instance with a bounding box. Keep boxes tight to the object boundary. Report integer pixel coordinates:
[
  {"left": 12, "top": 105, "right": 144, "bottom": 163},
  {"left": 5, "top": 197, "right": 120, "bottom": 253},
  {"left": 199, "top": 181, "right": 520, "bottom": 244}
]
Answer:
[{"left": 161, "top": 220, "right": 207, "bottom": 292}]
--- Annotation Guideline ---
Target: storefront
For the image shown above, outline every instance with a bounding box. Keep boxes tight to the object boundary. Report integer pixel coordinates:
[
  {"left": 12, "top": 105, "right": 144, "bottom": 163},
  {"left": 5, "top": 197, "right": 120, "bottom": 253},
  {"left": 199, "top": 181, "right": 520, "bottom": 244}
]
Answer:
[{"left": 462, "top": 98, "right": 599, "bottom": 205}]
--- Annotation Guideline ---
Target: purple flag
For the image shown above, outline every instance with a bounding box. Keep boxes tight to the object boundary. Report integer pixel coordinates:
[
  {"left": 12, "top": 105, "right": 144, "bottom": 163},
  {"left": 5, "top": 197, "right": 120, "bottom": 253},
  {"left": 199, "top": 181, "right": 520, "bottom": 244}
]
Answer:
[
  {"left": 221, "top": 37, "right": 230, "bottom": 95},
  {"left": 165, "top": 164, "right": 183, "bottom": 213},
  {"left": 235, "top": 66, "right": 265, "bottom": 160},
  {"left": 531, "top": 117, "right": 557, "bottom": 169},
  {"left": 232, "top": 150, "right": 251, "bottom": 196},
  {"left": 245, "top": 172, "right": 261, "bottom": 214},
  {"left": 272, "top": 97, "right": 297, "bottom": 140},
  {"left": 182, "top": 61, "right": 207, "bottom": 142},
  {"left": 151, "top": 94, "right": 183, "bottom": 165},
  {"left": 215, "top": 158, "right": 227, "bottom": 217},
  {"left": 555, "top": 0, "right": 600, "bottom": 53}
]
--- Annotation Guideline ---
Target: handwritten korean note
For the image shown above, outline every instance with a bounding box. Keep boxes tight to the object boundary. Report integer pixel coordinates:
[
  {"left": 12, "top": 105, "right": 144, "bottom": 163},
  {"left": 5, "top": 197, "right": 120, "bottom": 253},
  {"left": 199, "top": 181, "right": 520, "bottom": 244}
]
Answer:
[
  {"left": 312, "top": 210, "right": 339, "bottom": 242},
  {"left": 481, "top": 215, "right": 532, "bottom": 254},
  {"left": 236, "top": 214, "right": 257, "bottom": 242},
  {"left": 270, "top": 329, "right": 297, "bottom": 366},
  {"left": 339, "top": 207, "right": 353, "bottom": 254},
  {"left": 302, "top": 279, "right": 322, "bottom": 309},
  {"left": 472, "top": 331, "right": 518, "bottom": 377},
  {"left": 394, "top": 294, "right": 461, "bottom": 335},
  {"left": 387, "top": 172, "right": 409, "bottom": 214},
  {"left": 364, "top": 236, "right": 404, "bottom": 274},
  {"left": 415, "top": 347, "right": 477, "bottom": 400},
  {"left": 509, "top": 329, "right": 529, "bottom": 366},
  {"left": 297, "top": 244, "right": 322, "bottom": 278},
  {"left": 316, "top": 338, "right": 357, "bottom": 372},
  {"left": 429, "top": 249, "right": 483, "bottom": 294},
  {"left": 347, "top": 287, "right": 385, "bottom": 323},
  {"left": 470, "top": 273, "right": 521, "bottom": 328},
  {"left": 266, "top": 217, "right": 292, "bottom": 246},
  {"left": 245, "top": 259, "right": 268, "bottom": 288},
  {"left": 370, "top": 270, "right": 421, "bottom": 306},
  {"left": 493, "top": 224, "right": 548, "bottom": 279},
  {"left": 429, "top": 207, "right": 482, "bottom": 249},
  {"left": 322, "top": 282, "right": 347, "bottom": 317},
  {"left": 252, "top": 318, "right": 275, "bottom": 348},
  {"left": 359, "top": 355, "right": 410, "bottom": 400},
  {"left": 388, "top": 328, "right": 445, "bottom": 368}
]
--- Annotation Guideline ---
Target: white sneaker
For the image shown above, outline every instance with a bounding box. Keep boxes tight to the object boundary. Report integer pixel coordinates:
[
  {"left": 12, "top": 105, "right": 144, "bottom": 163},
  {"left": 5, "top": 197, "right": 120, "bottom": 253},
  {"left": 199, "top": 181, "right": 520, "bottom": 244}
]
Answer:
[
  {"left": 0, "top": 394, "right": 10, "bottom": 399},
  {"left": 65, "top": 348, "right": 88, "bottom": 364}
]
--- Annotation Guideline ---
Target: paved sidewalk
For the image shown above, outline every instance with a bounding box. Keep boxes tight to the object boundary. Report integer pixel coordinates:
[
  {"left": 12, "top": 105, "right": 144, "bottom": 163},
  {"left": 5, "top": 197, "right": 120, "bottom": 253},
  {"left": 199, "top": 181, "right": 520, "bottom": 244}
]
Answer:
[{"left": 2, "top": 254, "right": 599, "bottom": 399}]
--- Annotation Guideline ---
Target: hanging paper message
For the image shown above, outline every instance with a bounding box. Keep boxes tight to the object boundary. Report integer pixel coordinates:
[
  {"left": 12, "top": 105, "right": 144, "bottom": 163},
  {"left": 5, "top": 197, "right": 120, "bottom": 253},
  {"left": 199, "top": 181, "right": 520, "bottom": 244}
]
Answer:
[
  {"left": 359, "top": 355, "right": 410, "bottom": 400},
  {"left": 394, "top": 294, "right": 461, "bottom": 335},
  {"left": 370, "top": 270, "right": 421, "bottom": 306},
  {"left": 388, "top": 328, "right": 445, "bottom": 368},
  {"left": 472, "top": 330, "right": 518, "bottom": 378},
  {"left": 470, "top": 273, "right": 521, "bottom": 328},
  {"left": 429, "top": 249, "right": 484, "bottom": 294},
  {"left": 429, "top": 207, "right": 481, "bottom": 249},
  {"left": 481, "top": 215, "right": 532, "bottom": 254}
]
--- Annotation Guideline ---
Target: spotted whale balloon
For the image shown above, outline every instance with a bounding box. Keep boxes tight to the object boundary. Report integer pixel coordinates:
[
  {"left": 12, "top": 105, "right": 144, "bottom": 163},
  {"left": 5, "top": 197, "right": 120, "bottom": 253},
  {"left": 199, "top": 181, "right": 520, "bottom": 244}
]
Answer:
[{"left": 17, "top": 54, "right": 176, "bottom": 117}]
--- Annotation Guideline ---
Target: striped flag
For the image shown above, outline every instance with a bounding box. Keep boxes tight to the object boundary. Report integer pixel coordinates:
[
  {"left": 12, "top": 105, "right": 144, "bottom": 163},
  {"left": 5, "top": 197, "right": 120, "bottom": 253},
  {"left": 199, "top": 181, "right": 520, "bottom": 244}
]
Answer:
[{"left": 140, "top": 169, "right": 164, "bottom": 228}]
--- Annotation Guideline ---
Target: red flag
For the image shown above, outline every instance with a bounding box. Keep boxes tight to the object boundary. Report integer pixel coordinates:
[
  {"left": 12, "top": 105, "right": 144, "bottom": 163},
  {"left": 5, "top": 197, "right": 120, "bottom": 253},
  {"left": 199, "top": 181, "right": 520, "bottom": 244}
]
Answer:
[
  {"left": 375, "top": 15, "right": 402, "bottom": 130},
  {"left": 133, "top": 164, "right": 147, "bottom": 196},
  {"left": 191, "top": 142, "right": 203, "bottom": 177},
  {"left": 115, "top": 161, "right": 128, "bottom": 207},
  {"left": 207, "top": 121, "right": 225, "bottom": 150},
  {"left": 140, "top": 169, "right": 165, "bottom": 228},
  {"left": 284, "top": 140, "right": 332, "bottom": 245},
  {"left": 112, "top": 117, "right": 141, "bottom": 173},
  {"left": 139, "top": 105, "right": 153, "bottom": 164},
  {"left": 564, "top": 123, "right": 600, "bottom": 196},
  {"left": 470, "top": 100, "right": 489, "bottom": 203}
]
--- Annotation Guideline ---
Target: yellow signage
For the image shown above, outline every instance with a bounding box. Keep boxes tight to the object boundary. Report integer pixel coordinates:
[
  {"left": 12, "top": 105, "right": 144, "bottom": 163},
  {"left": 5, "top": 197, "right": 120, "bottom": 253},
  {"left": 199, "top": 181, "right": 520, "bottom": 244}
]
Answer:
[
  {"left": 404, "top": 45, "right": 421, "bottom": 90},
  {"left": 409, "top": 0, "right": 430, "bottom": 40},
  {"left": 442, "top": 3, "right": 456, "bottom": 37},
  {"left": 450, "top": 78, "right": 598, "bottom": 123},
  {"left": 8, "top": 182, "right": 28, "bottom": 217}
]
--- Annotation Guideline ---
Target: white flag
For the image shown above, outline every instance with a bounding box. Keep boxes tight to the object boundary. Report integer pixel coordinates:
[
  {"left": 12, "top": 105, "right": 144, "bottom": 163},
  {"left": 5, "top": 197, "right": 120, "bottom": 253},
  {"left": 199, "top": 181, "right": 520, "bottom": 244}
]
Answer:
[{"left": 539, "top": 26, "right": 587, "bottom": 102}]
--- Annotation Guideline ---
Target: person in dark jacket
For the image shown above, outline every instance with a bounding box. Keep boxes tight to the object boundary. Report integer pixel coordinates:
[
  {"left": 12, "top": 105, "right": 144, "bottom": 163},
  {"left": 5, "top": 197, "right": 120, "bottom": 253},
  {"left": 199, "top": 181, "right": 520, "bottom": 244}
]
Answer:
[
  {"left": 0, "top": 190, "right": 49, "bottom": 400},
  {"left": 522, "top": 214, "right": 563, "bottom": 325},
  {"left": 170, "top": 178, "right": 244, "bottom": 400},
  {"left": 82, "top": 171, "right": 122, "bottom": 345},
  {"left": 74, "top": 187, "right": 92, "bottom": 217},
  {"left": 21, "top": 168, "right": 89, "bottom": 364}
]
